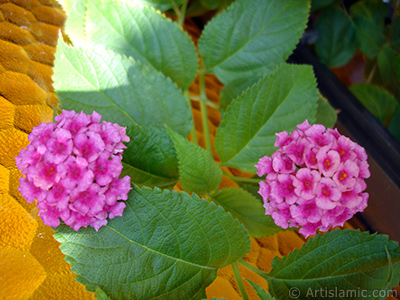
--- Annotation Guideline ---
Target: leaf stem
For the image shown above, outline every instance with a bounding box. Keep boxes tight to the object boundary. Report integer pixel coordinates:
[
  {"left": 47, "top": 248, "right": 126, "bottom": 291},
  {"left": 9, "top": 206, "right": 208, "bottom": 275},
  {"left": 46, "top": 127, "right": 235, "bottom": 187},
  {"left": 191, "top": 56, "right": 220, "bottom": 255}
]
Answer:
[
  {"left": 185, "top": 90, "right": 198, "bottom": 145},
  {"left": 190, "top": 96, "right": 219, "bottom": 110},
  {"left": 239, "top": 259, "right": 270, "bottom": 279},
  {"left": 223, "top": 172, "right": 261, "bottom": 184},
  {"left": 178, "top": 0, "right": 189, "bottom": 28},
  {"left": 199, "top": 61, "right": 212, "bottom": 153},
  {"left": 232, "top": 262, "right": 250, "bottom": 300},
  {"left": 366, "top": 60, "right": 378, "bottom": 84}
]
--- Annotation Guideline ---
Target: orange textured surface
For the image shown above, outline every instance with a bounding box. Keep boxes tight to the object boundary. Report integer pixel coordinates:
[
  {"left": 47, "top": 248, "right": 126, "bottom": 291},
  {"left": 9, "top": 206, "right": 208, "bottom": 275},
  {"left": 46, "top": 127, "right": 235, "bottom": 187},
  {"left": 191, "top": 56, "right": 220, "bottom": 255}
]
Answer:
[{"left": 0, "top": 3, "right": 356, "bottom": 300}]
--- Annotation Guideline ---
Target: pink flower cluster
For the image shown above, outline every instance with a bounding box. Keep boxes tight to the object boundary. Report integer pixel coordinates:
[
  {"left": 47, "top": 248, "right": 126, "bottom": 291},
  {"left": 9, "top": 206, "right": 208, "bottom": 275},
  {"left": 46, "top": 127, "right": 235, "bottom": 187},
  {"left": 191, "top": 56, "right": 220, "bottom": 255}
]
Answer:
[
  {"left": 255, "top": 120, "right": 370, "bottom": 237},
  {"left": 15, "top": 110, "right": 132, "bottom": 231}
]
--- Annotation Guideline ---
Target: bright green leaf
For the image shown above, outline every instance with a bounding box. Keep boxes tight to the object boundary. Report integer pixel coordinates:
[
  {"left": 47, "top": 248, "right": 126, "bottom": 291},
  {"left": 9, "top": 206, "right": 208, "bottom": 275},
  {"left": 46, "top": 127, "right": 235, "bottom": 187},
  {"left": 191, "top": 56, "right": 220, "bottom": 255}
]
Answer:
[
  {"left": 315, "top": 94, "right": 337, "bottom": 128},
  {"left": 198, "top": 0, "right": 310, "bottom": 84},
  {"left": 219, "top": 76, "right": 262, "bottom": 112},
  {"left": 58, "top": 0, "right": 88, "bottom": 46},
  {"left": 95, "top": 287, "right": 111, "bottom": 300},
  {"left": 121, "top": 125, "right": 178, "bottom": 189},
  {"left": 211, "top": 188, "right": 282, "bottom": 238},
  {"left": 166, "top": 127, "right": 222, "bottom": 195},
  {"left": 378, "top": 44, "right": 397, "bottom": 82},
  {"left": 129, "top": 0, "right": 184, "bottom": 11},
  {"left": 245, "top": 279, "right": 275, "bottom": 300},
  {"left": 350, "top": 0, "right": 387, "bottom": 60},
  {"left": 315, "top": 7, "right": 356, "bottom": 67},
  {"left": 350, "top": 84, "right": 398, "bottom": 126},
  {"left": 54, "top": 187, "right": 250, "bottom": 300},
  {"left": 264, "top": 229, "right": 400, "bottom": 300},
  {"left": 215, "top": 64, "right": 318, "bottom": 173},
  {"left": 53, "top": 39, "right": 192, "bottom": 136},
  {"left": 86, "top": 0, "right": 198, "bottom": 89}
]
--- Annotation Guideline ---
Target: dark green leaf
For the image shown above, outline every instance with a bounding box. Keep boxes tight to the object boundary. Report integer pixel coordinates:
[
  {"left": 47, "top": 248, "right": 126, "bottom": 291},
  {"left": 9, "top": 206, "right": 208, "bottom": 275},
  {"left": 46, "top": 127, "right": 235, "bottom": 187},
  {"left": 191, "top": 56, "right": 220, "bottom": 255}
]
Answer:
[
  {"left": 215, "top": 64, "right": 318, "bottom": 173},
  {"left": 311, "top": 0, "right": 340, "bottom": 12},
  {"left": 54, "top": 187, "right": 250, "bottom": 300},
  {"left": 245, "top": 279, "right": 275, "bottom": 300},
  {"left": 53, "top": 40, "right": 192, "bottom": 136},
  {"left": 315, "top": 7, "right": 356, "bottom": 67},
  {"left": 394, "top": 54, "right": 400, "bottom": 82},
  {"left": 388, "top": 106, "right": 400, "bottom": 142},
  {"left": 315, "top": 94, "right": 337, "bottom": 128},
  {"left": 265, "top": 229, "right": 400, "bottom": 300},
  {"left": 219, "top": 76, "right": 262, "bottom": 113},
  {"left": 86, "top": 0, "right": 198, "bottom": 89},
  {"left": 350, "top": 0, "right": 387, "bottom": 60},
  {"left": 391, "top": 16, "right": 400, "bottom": 47},
  {"left": 198, "top": 0, "right": 310, "bottom": 84},
  {"left": 211, "top": 188, "right": 282, "bottom": 238},
  {"left": 236, "top": 179, "right": 263, "bottom": 201},
  {"left": 378, "top": 44, "right": 397, "bottom": 82},
  {"left": 121, "top": 125, "right": 178, "bottom": 189},
  {"left": 167, "top": 127, "right": 222, "bottom": 195},
  {"left": 350, "top": 84, "right": 398, "bottom": 126},
  {"left": 200, "top": 0, "right": 233, "bottom": 10}
]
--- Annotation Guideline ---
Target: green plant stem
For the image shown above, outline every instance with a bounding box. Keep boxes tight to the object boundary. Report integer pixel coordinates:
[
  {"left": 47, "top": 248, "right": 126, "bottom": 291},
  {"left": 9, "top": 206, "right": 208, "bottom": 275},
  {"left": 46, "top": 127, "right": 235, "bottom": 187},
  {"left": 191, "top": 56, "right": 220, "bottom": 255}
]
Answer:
[
  {"left": 223, "top": 172, "right": 261, "bottom": 183},
  {"left": 239, "top": 259, "right": 269, "bottom": 279},
  {"left": 190, "top": 96, "right": 219, "bottom": 110},
  {"left": 232, "top": 262, "right": 250, "bottom": 300},
  {"left": 179, "top": 0, "right": 189, "bottom": 27},
  {"left": 185, "top": 90, "right": 198, "bottom": 145},
  {"left": 366, "top": 60, "right": 378, "bottom": 84},
  {"left": 199, "top": 62, "right": 212, "bottom": 153}
]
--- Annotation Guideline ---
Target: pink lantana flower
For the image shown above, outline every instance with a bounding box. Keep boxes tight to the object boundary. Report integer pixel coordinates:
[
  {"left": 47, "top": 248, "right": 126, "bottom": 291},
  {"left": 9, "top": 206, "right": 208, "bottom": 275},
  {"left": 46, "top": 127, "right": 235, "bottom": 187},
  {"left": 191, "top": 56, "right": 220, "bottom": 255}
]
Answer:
[
  {"left": 15, "top": 110, "right": 131, "bottom": 231},
  {"left": 256, "top": 120, "right": 370, "bottom": 238}
]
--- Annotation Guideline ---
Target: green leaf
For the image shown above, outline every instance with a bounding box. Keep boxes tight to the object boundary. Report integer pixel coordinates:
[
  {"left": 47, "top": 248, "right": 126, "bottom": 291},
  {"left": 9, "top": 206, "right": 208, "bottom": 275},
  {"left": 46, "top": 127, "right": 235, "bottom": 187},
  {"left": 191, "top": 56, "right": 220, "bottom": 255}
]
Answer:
[
  {"left": 388, "top": 103, "right": 400, "bottom": 142},
  {"left": 391, "top": 16, "right": 400, "bottom": 47},
  {"left": 265, "top": 229, "right": 400, "bottom": 300},
  {"left": 95, "top": 287, "right": 111, "bottom": 300},
  {"left": 215, "top": 64, "right": 318, "bottom": 173},
  {"left": 58, "top": 0, "right": 88, "bottom": 46},
  {"left": 121, "top": 125, "right": 178, "bottom": 189},
  {"left": 131, "top": 0, "right": 184, "bottom": 11},
  {"left": 315, "top": 7, "right": 356, "bottom": 67},
  {"left": 219, "top": 76, "right": 262, "bottom": 113},
  {"left": 350, "top": 84, "right": 398, "bottom": 126},
  {"left": 311, "top": 0, "right": 340, "bottom": 12},
  {"left": 211, "top": 188, "right": 282, "bottom": 238},
  {"left": 350, "top": 0, "right": 387, "bottom": 60},
  {"left": 200, "top": 0, "right": 233, "bottom": 10},
  {"left": 315, "top": 94, "right": 337, "bottom": 128},
  {"left": 245, "top": 279, "right": 275, "bottom": 300},
  {"left": 198, "top": 0, "right": 310, "bottom": 84},
  {"left": 378, "top": 44, "right": 397, "bottom": 83},
  {"left": 85, "top": 0, "right": 198, "bottom": 89},
  {"left": 236, "top": 178, "right": 263, "bottom": 201},
  {"left": 166, "top": 127, "right": 222, "bottom": 195},
  {"left": 54, "top": 187, "right": 250, "bottom": 300},
  {"left": 53, "top": 39, "right": 192, "bottom": 136},
  {"left": 394, "top": 54, "right": 400, "bottom": 82}
]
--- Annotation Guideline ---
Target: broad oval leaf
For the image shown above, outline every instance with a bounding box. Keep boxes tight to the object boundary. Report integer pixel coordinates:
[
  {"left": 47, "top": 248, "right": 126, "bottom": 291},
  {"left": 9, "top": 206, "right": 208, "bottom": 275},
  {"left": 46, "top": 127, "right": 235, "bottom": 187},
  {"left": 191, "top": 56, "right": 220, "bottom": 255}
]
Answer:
[
  {"left": 315, "top": 7, "right": 356, "bottom": 67},
  {"left": 350, "top": 84, "right": 398, "bottom": 126},
  {"left": 130, "top": 0, "right": 184, "bottom": 11},
  {"left": 58, "top": 0, "right": 88, "bottom": 46},
  {"left": 350, "top": 0, "right": 387, "bottom": 60},
  {"left": 377, "top": 44, "right": 397, "bottom": 83},
  {"left": 167, "top": 127, "right": 222, "bottom": 196},
  {"left": 264, "top": 229, "right": 400, "bottom": 300},
  {"left": 86, "top": 0, "right": 198, "bottom": 89},
  {"left": 54, "top": 187, "right": 250, "bottom": 300},
  {"left": 215, "top": 64, "right": 318, "bottom": 173},
  {"left": 121, "top": 125, "right": 179, "bottom": 189},
  {"left": 198, "top": 0, "right": 310, "bottom": 84},
  {"left": 315, "top": 94, "right": 337, "bottom": 129},
  {"left": 53, "top": 39, "right": 193, "bottom": 136},
  {"left": 245, "top": 279, "right": 276, "bottom": 300},
  {"left": 211, "top": 188, "right": 282, "bottom": 238}
]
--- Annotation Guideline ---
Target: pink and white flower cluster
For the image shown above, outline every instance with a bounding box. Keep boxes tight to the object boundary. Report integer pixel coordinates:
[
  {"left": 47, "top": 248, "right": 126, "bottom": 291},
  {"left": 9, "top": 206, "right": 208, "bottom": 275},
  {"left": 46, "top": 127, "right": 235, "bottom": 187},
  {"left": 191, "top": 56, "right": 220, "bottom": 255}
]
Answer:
[
  {"left": 255, "top": 120, "right": 370, "bottom": 237},
  {"left": 16, "top": 110, "right": 132, "bottom": 231}
]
